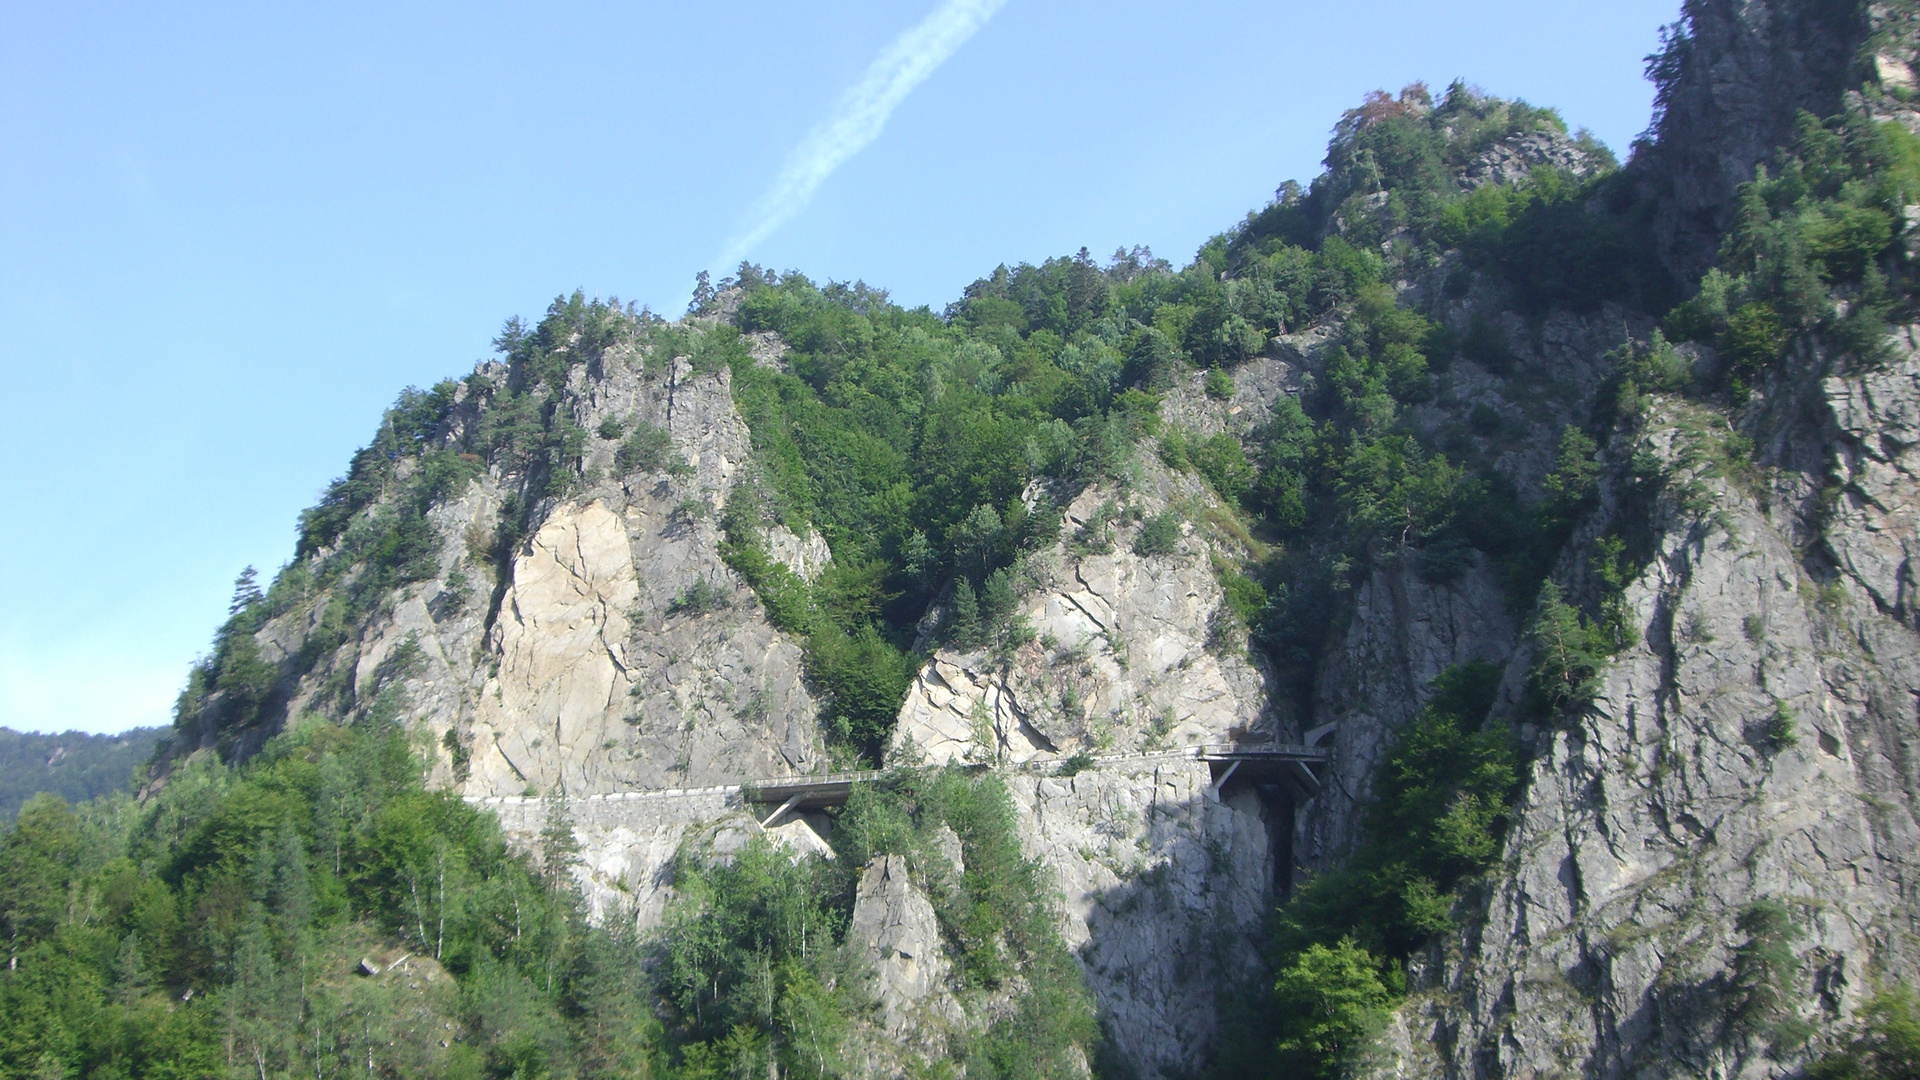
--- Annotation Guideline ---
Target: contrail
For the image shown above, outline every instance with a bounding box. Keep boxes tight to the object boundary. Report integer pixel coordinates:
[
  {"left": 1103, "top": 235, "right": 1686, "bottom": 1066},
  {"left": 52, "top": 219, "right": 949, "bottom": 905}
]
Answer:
[{"left": 717, "top": 0, "right": 1010, "bottom": 268}]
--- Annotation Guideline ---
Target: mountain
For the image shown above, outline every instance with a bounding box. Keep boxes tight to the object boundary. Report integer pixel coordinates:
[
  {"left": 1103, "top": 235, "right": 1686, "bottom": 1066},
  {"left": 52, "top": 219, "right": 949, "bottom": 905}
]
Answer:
[
  {"left": 0, "top": 727, "right": 162, "bottom": 824},
  {"left": 5, "top": 0, "right": 1920, "bottom": 1077}
]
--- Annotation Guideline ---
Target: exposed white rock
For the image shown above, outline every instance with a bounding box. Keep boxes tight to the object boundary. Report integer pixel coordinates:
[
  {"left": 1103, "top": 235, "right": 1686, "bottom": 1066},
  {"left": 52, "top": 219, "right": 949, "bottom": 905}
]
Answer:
[
  {"left": 850, "top": 855, "right": 962, "bottom": 1037},
  {"left": 890, "top": 471, "right": 1276, "bottom": 768},
  {"left": 480, "top": 788, "right": 739, "bottom": 929},
  {"left": 255, "top": 353, "right": 827, "bottom": 800},
  {"left": 1005, "top": 758, "right": 1280, "bottom": 1080},
  {"left": 765, "top": 814, "right": 834, "bottom": 860},
  {"left": 762, "top": 523, "right": 833, "bottom": 582}
]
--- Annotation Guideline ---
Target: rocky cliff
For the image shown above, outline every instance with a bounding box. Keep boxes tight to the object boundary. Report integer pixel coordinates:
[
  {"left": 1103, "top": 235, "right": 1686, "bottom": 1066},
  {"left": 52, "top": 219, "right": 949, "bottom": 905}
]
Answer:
[
  {"left": 235, "top": 342, "right": 826, "bottom": 798},
  {"left": 151, "top": 2, "right": 1920, "bottom": 1076}
]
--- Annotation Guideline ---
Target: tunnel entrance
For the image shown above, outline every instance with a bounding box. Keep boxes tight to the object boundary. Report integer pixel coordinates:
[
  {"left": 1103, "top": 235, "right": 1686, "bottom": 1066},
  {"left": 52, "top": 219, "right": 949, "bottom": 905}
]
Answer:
[{"left": 1204, "top": 747, "right": 1322, "bottom": 900}]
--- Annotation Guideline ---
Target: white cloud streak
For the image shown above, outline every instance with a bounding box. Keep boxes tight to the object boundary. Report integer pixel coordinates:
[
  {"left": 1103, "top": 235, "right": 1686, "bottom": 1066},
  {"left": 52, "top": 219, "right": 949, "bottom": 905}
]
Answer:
[{"left": 718, "top": 0, "right": 1010, "bottom": 267}]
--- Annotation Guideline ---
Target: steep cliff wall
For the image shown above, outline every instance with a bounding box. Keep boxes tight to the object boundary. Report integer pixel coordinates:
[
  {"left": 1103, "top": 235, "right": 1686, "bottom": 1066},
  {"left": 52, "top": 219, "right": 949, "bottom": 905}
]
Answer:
[
  {"left": 888, "top": 462, "right": 1278, "bottom": 767},
  {"left": 146, "top": 5, "right": 1920, "bottom": 1074},
  {"left": 1333, "top": 6, "right": 1920, "bottom": 1075},
  {"left": 1640, "top": 0, "right": 1874, "bottom": 277},
  {"left": 1365, "top": 344, "right": 1920, "bottom": 1079},
  {"left": 233, "top": 338, "right": 826, "bottom": 799}
]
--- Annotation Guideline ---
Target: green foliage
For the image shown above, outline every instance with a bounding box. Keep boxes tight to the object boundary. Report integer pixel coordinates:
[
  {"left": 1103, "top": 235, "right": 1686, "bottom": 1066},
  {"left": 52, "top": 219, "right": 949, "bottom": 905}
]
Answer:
[
  {"left": 1212, "top": 558, "right": 1269, "bottom": 628},
  {"left": 1762, "top": 701, "right": 1800, "bottom": 751},
  {"left": 834, "top": 769, "right": 1098, "bottom": 1076},
  {"left": 1226, "top": 81, "right": 1653, "bottom": 311},
  {"left": 616, "top": 421, "right": 686, "bottom": 476},
  {"left": 1274, "top": 662, "right": 1512, "bottom": 959},
  {"left": 1808, "top": 988, "right": 1920, "bottom": 1080},
  {"left": 1132, "top": 511, "right": 1183, "bottom": 556},
  {"left": 0, "top": 728, "right": 1093, "bottom": 1080},
  {"left": 0, "top": 718, "right": 629, "bottom": 1080},
  {"left": 1205, "top": 367, "right": 1236, "bottom": 399},
  {"left": 0, "top": 728, "right": 164, "bottom": 826},
  {"left": 1611, "top": 331, "right": 1695, "bottom": 411},
  {"left": 1220, "top": 663, "right": 1513, "bottom": 1079},
  {"left": 805, "top": 625, "right": 919, "bottom": 753},
  {"left": 1270, "top": 939, "right": 1395, "bottom": 1080},
  {"left": 653, "top": 836, "right": 855, "bottom": 1073},
  {"left": 1162, "top": 430, "right": 1255, "bottom": 506},
  {"left": 1665, "top": 110, "right": 1920, "bottom": 391},
  {"left": 1526, "top": 581, "right": 1616, "bottom": 713},
  {"left": 1729, "top": 900, "right": 1814, "bottom": 1049},
  {"left": 643, "top": 767, "right": 1097, "bottom": 1079},
  {"left": 718, "top": 516, "right": 918, "bottom": 761},
  {"left": 665, "top": 577, "right": 732, "bottom": 617},
  {"left": 1441, "top": 166, "right": 1663, "bottom": 313}
]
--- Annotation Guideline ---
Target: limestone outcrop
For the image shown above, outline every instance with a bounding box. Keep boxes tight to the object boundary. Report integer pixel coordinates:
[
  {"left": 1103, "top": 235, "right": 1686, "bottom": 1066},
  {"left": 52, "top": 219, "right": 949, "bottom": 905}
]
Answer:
[
  {"left": 850, "top": 854, "right": 962, "bottom": 1040},
  {"left": 889, "top": 465, "right": 1277, "bottom": 768},
  {"left": 251, "top": 346, "right": 826, "bottom": 800},
  {"left": 165, "top": 9, "right": 1920, "bottom": 1071},
  {"left": 1006, "top": 758, "right": 1281, "bottom": 1079},
  {"left": 1359, "top": 367, "right": 1920, "bottom": 1077}
]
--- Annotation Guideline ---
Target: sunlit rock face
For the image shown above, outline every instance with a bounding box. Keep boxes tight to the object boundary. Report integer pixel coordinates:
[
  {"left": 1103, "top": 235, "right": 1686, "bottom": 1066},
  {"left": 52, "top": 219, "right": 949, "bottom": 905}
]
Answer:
[{"left": 889, "top": 465, "right": 1279, "bottom": 770}]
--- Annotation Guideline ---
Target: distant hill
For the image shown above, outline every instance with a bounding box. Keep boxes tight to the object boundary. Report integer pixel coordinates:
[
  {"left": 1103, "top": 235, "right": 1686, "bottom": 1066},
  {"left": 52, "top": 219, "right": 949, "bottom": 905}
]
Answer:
[{"left": 0, "top": 725, "right": 163, "bottom": 821}]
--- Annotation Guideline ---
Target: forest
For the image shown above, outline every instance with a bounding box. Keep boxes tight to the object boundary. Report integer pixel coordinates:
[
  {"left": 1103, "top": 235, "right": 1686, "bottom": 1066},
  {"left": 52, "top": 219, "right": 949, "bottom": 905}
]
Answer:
[{"left": 0, "top": 728, "right": 163, "bottom": 826}]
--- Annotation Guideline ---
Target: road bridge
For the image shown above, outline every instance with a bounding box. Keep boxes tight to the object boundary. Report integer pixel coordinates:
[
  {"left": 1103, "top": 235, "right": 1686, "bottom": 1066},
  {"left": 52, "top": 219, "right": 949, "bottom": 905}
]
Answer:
[
  {"left": 467, "top": 743, "right": 1331, "bottom": 921},
  {"left": 740, "top": 743, "right": 1327, "bottom": 827},
  {"left": 466, "top": 743, "right": 1329, "bottom": 819}
]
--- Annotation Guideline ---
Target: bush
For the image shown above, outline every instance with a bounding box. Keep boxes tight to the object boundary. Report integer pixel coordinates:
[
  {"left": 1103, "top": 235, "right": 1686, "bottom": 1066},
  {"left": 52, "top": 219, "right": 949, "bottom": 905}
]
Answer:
[
  {"left": 615, "top": 421, "right": 685, "bottom": 475},
  {"left": 1205, "top": 367, "right": 1236, "bottom": 400},
  {"left": 804, "top": 624, "right": 916, "bottom": 758},
  {"left": 1526, "top": 581, "right": 1613, "bottom": 713},
  {"left": 834, "top": 769, "right": 1098, "bottom": 1074},
  {"left": 1271, "top": 940, "right": 1395, "bottom": 1080},
  {"left": 1133, "top": 511, "right": 1182, "bottom": 556},
  {"left": 666, "top": 577, "right": 732, "bottom": 617},
  {"left": 1808, "top": 988, "right": 1920, "bottom": 1080}
]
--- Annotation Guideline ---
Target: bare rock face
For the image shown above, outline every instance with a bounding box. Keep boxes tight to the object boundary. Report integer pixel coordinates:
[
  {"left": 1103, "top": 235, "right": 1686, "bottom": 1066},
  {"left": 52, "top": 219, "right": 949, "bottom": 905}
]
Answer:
[
  {"left": 252, "top": 345, "right": 826, "bottom": 799},
  {"left": 1157, "top": 352, "right": 1303, "bottom": 439},
  {"left": 1825, "top": 330, "right": 1920, "bottom": 627},
  {"left": 1368, "top": 387, "right": 1920, "bottom": 1079},
  {"left": 1639, "top": 0, "right": 1871, "bottom": 277},
  {"left": 763, "top": 523, "right": 833, "bottom": 581},
  {"left": 480, "top": 788, "right": 741, "bottom": 928},
  {"left": 1458, "top": 127, "right": 1606, "bottom": 189},
  {"left": 471, "top": 500, "right": 638, "bottom": 793},
  {"left": 1300, "top": 555, "right": 1519, "bottom": 864},
  {"left": 1005, "top": 759, "right": 1281, "bottom": 1080},
  {"left": 850, "top": 855, "right": 962, "bottom": 1039},
  {"left": 467, "top": 493, "right": 819, "bottom": 796},
  {"left": 889, "top": 471, "right": 1276, "bottom": 767}
]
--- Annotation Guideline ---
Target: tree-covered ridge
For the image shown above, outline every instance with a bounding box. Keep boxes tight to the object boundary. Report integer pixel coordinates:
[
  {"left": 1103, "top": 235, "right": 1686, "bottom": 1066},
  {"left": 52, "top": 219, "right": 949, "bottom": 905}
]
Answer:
[
  {"left": 0, "top": 728, "right": 163, "bottom": 826},
  {"left": 164, "top": 76, "right": 1645, "bottom": 772},
  {"left": 697, "top": 80, "right": 1663, "bottom": 743},
  {"left": 0, "top": 704, "right": 1094, "bottom": 1079},
  {"left": 1665, "top": 107, "right": 1920, "bottom": 398},
  {"left": 0, "top": 717, "right": 599, "bottom": 1079}
]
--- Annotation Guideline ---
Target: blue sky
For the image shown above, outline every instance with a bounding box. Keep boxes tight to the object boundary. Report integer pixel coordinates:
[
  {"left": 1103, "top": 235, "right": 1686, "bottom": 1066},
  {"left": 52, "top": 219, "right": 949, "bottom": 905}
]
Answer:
[{"left": 0, "top": 0, "right": 1679, "bottom": 734}]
